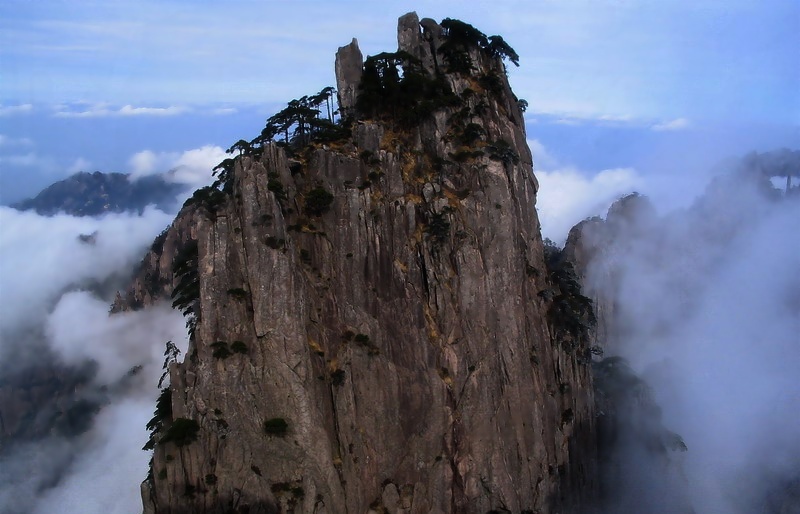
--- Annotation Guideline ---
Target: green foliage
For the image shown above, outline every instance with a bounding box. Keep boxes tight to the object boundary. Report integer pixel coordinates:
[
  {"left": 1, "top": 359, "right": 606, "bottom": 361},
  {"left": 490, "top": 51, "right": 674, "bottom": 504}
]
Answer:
[
  {"left": 357, "top": 51, "right": 460, "bottom": 125},
  {"left": 170, "top": 240, "right": 200, "bottom": 340},
  {"left": 144, "top": 342, "right": 181, "bottom": 451},
  {"left": 271, "top": 481, "right": 305, "bottom": 508},
  {"left": 353, "top": 333, "right": 379, "bottom": 356},
  {"left": 540, "top": 239, "right": 596, "bottom": 356},
  {"left": 211, "top": 341, "right": 233, "bottom": 359},
  {"left": 449, "top": 149, "right": 484, "bottom": 162},
  {"left": 146, "top": 389, "right": 172, "bottom": 433},
  {"left": 486, "top": 35, "right": 520, "bottom": 66},
  {"left": 150, "top": 227, "right": 169, "bottom": 254},
  {"left": 438, "top": 18, "right": 485, "bottom": 73},
  {"left": 267, "top": 174, "right": 287, "bottom": 202},
  {"left": 359, "top": 150, "right": 380, "bottom": 164},
  {"left": 182, "top": 186, "right": 227, "bottom": 216},
  {"left": 231, "top": 341, "right": 248, "bottom": 354},
  {"left": 478, "top": 73, "right": 504, "bottom": 97},
  {"left": 304, "top": 186, "right": 334, "bottom": 216},
  {"left": 226, "top": 287, "right": 248, "bottom": 300},
  {"left": 458, "top": 123, "right": 486, "bottom": 147},
  {"left": 592, "top": 356, "right": 688, "bottom": 470},
  {"left": 487, "top": 139, "right": 520, "bottom": 165},
  {"left": 547, "top": 261, "right": 596, "bottom": 345},
  {"left": 159, "top": 417, "right": 200, "bottom": 447},
  {"left": 331, "top": 369, "right": 346, "bottom": 386},
  {"left": 263, "top": 417, "right": 289, "bottom": 437},
  {"left": 158, "top": 340, "right": 181, "bottom": 388},
  {"left": 438, "top": 18, "right": 520, "bottom": 72},
  {"left": 427, "top": 211, "right": 450, "bottom": 244},
  {"left": 440, "top": 18, "right": 489, "bottom": 48},
  {"left": 265, "top": 236, "right": 285, "bottom": 249},
  {"left": 210, "top": 86, "right": 347, "bottom": 196},
  {"left": 250, "top": 86, "right": 345, "bottom": 149}
]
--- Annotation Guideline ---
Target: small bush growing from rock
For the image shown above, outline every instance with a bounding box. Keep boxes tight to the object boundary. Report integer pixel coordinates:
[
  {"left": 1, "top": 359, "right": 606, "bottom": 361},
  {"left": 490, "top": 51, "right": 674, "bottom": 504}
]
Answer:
[
  {"left": 263, "top": 418, "right": 289, "bottom": 437},
  {"left": 211, "top": 341, "right": 232, "bottom": 359},
  {"left": 160, "top": 418, "right": 200, "bottom": 447},
  {"left": 305, "top": 186, "right": 334, "bottom": 216},
  {"left": 331, "top": 369, "right": 346, "bottom": 386}
]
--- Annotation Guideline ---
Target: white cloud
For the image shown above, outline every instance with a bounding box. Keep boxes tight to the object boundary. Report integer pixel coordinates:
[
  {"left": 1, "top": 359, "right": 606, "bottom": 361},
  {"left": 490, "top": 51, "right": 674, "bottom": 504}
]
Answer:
[
  {"left": 0, "top": 204, "right": 188, "bottom": 514},
  {"left": 127, "top": 150, "right": 161, "bottom": 177},
  {"left": 651, "top": 117, "right": 690, "bottom": 131},
  {"left": 554, "top": 117, "right": 581, "bottom": 126},
  {"left": 30, "top": 395, "right": 161, "bottom": 514},
  {"left": 584, "top": 173, "right": 800, "bottom": 513},
  {"left": 528, "top": 138, "right": 557, "bottom": 169},
  {"left": 528, "top": 139, "right": 642, "bottom": 243},
  {"left": 118, "top": 105, "right": 187, "bottom": 116},
  {"left": 168, "top": 145, "right": 228, "bottom": 186},
  {"left": 209, "top": 107, "right": 237, "bottom": 115},
  {"left": 0, "top": 104, "right": 33, "bottom": 116},
  {"left": 47, "top": 293, "right": 185, "bottom": 385},
  {"left": 54, "top": 104, "right": 188, "bottom": 118},
  {"left": 67, "top": 157, "right": 92, "bottom": 174},
  {"left": 525, "top": 110, "right": 642, "bottom": 128},
  {"left": 129, "top": 145, "right": 227, "bottom": 189},
  {"left": 0, "top": 206, "right": 175, "bottom": 335},
  {"left": 536, "top": 166, "right": 642, "bottom": 243},
  {"left": 0, "top": 152, "right": 56, "bottom": 171},
  {"left": 0, "top": 134, "right": 34, "bottom": 147}
]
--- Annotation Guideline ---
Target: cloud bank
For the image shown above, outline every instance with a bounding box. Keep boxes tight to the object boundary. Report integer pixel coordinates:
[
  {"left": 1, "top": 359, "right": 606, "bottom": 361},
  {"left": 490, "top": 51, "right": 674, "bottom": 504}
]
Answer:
[
  {"left": 651, "top": 117, "right": 690, "bottom": 131},
  {"left": 531, "top": 139, "right": 643, "bottom": 243},
  {"left": 54, "top": 104, "right": 188, "bottom": 118},
  {"left": 0, "top": 206, "right": 188, "bottom": 514},
  {"left": 583, "top": 167, "right": 800, "bottom": 513},
  {"left": 128, "top": 144, "right": 227, "bottom": 190}
]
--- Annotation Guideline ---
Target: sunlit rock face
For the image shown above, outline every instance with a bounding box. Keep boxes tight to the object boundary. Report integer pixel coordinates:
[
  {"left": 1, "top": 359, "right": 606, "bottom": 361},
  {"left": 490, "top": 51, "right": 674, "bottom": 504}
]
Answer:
[{"left": 125, "top": 13, "right": 597, "bottom": 514}]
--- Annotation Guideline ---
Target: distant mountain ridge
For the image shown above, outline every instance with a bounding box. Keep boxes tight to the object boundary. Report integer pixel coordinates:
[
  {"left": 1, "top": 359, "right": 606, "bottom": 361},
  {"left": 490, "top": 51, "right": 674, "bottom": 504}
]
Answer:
[{"left": 12, "top": 171, "right": 184, "bottom": 216}]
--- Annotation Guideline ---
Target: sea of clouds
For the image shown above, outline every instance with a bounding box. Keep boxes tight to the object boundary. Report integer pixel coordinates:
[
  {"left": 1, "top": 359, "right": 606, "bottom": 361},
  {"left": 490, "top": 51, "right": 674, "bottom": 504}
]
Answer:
[
  {"left": 0, "top": 140, "right": 796, "bottom": 513},
  {"left": 0, "top": 205, "right": 188, "bottom": 514}
]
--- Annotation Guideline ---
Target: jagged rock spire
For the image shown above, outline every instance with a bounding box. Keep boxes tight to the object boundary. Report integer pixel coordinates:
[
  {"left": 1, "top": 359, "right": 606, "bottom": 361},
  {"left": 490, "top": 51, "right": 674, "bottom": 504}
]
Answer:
[{"left": 334, "top": 38, "right": 362, "bottom": 119}]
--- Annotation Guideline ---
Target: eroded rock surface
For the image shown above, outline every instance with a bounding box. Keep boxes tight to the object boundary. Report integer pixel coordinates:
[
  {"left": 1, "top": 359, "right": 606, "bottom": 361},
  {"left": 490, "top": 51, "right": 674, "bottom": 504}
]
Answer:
[{"left": 128, "top": 13, "right": 596, "bottom": 514}]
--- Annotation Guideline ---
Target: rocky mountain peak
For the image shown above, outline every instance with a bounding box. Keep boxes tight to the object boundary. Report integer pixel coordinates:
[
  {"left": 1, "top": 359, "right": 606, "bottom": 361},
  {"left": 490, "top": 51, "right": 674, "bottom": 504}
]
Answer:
[
  {"left": 125, "top": 13, "right": 598, "bottom": 514},
  {"left": 11, "top": 171, "right": 182, "bottom": 216}
]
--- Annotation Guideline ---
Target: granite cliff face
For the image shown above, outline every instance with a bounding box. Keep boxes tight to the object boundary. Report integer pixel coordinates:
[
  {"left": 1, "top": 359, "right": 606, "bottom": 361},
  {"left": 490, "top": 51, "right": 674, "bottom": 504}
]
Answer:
[{"left": 124, "top": 14, "right": 597, "bottom": 513}]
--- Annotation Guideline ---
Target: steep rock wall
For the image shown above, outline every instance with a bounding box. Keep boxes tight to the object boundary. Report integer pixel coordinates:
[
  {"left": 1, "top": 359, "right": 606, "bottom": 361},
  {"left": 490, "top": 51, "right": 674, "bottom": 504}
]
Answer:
[{"left": 132, "top": 13, "right": 596, "bottom": 514}]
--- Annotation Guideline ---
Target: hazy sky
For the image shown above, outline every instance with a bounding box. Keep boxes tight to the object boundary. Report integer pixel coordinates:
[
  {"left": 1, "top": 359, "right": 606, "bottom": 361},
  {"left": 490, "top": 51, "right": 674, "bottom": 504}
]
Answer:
[{"left": 1, "top": 0, "right": 798, "bottom": 219}]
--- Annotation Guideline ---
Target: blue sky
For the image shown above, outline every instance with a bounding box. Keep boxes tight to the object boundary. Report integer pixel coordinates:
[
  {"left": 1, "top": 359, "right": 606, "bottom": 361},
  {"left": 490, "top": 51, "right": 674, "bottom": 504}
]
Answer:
[{"left": 0, "top": 0, "right": 798, "bottom": 232}]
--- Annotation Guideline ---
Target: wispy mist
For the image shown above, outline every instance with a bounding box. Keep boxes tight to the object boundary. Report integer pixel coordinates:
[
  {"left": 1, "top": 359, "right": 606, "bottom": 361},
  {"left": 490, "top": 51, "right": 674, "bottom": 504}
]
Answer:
[
  {"left": 0, "top": 206, "right": 187, "bottom": 514},
  {"left": 583, "top": 160, "right": 800, "bottom": 512}
]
